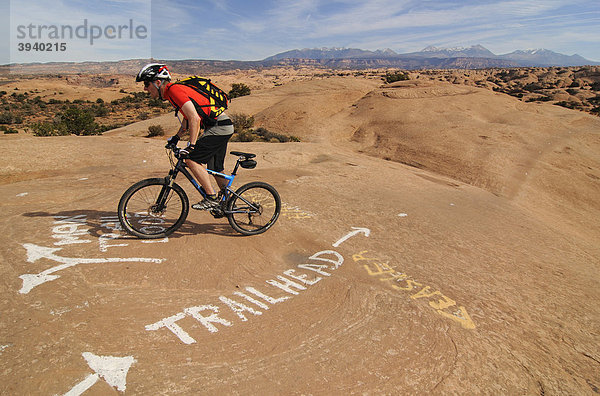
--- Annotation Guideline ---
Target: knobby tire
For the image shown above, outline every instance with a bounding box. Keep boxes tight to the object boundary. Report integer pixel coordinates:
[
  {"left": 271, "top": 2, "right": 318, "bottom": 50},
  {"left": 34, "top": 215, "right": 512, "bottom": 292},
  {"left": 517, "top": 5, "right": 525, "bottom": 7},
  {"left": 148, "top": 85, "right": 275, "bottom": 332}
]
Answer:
[
  {"left": 227, "top": 181, "right": 281, "bottom": 235},
  {"left": 118, "top": 178, "right": 189, "bottom": 239}
]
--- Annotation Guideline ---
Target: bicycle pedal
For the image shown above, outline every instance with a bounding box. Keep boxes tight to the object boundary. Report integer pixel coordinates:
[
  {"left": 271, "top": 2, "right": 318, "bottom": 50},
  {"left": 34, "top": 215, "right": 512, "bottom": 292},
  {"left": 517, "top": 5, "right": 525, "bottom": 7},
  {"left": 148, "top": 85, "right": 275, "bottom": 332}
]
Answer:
[{"left": 210, "top": 209, "right": 225, "bottom": 218}]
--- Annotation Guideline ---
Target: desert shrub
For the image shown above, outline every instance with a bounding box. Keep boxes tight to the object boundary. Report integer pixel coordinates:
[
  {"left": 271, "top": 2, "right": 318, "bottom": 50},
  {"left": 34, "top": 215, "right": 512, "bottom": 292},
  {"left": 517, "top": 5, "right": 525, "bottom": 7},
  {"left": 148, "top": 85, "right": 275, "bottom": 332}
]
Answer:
[
  {"left": 591, "top": 82, "right": 600, "bottom": 91},
  {"left": 230, "top": 126, "right": 300, "bottom": 143},
  {"left": 95, "top": 124, "right": 119, "bottom": 133},
  {"left": 91, "top": 104, "right": 109, "bottom": 117},
  {"left": 231, "top": 129, "right": 256, "bottom": 142},
  {"left": 59, "top": 106, "right": 100, "bottom": 135},
  {"left": 29, "top": 96, "right": 45, "bottom": 105},
  {"left": 0, "top": 112, "right": 13, "bottom": 124},
  {"left": 230, "top": 112, "right": 254, "bottom": 134},
  {"left": 229, "top": 83, "right": 251, "bottom": 99},
  {"left": 138, "top": 112, "right": 149, "bottom": 120},
  {"left": 147, "top": 124, "right": 165, "bottom": 137},
  {"left": 254, "top": 127, "right": 300, "bottom": 143},
  {"left": 0, "top": 125, "right": 18, "bottom": 134},
  {"left": 588, "top": 95, "right": 600, "bottom": 105},
  {"left": 11, "top": 93, "right": 27, "bottom": 102},
  {"left": 526, "top": 96, "right": 553, "bottom": 103},
  {"left": 148, "top": 97, "right": 170, "bottom": 108},
  {"left": 31, "top": 121, "right": 69, "bottom": 136},
  {"left": 523, "top": 83, "right": 544, "bottom": 92},
  {"left": 554, "top": 101, "right": 580, "bottom": 110},
  {"left": 229, "top": 112, "right": 298, "bottom": 142},
  {"left": 383, "top": 71, "right": 409, "bottom": 84},
  {"left": 96, "top": 98, "right": 104, "bottom": 104}
]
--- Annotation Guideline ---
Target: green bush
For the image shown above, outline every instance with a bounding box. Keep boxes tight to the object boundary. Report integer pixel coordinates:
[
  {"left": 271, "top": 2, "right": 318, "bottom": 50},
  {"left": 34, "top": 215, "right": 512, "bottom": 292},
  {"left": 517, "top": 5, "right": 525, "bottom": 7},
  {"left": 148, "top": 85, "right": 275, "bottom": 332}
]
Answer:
[
  {"left": 97, "top": 123, "right": 126, "bottom": 133},
  {"left": 229, "top": 83, "right": 251, "bottom": 99},
  {"left": 232, "top": 129, "right": 256, "bottom": 142},
  {"left": 147, "top": 124, "right": 165, "bottom": 137},
  {"left": 554, "top": 101, "right": 580, "bottom": 110},
  {"left": 523, "top": 83, "right": 545, "bottom": 92},
  {"left": 254, "top": 127, "right": 299, "bottom": 143},
  {"left": 228, "top": 112, "right": 299, "bottom": 143},
  {"left": 0, "top": 125, "right": 18, "bottom": 134},
  {"left": 31, "top": 121, "right": 69, "bottom": 136},
  {"left": 230, "top": 126, "right": 300, "bottom": 143},
  {"left": 0, "top": 112, "right": 13, "bottom": 124},
  {"left": 148, "top": 97, "right": 170, "bottom": 108},
  {"left": 60, "top": 106, "right": 100, "bottom": 135},
  {"left": 11, "top": 93, "right": 27, "bottom": 102},
  {"left": 230, "top": 112, "right": 254, "bottom": 134},
  {"left": 383, "top": 71, "right": 409, "bottom": 84}
]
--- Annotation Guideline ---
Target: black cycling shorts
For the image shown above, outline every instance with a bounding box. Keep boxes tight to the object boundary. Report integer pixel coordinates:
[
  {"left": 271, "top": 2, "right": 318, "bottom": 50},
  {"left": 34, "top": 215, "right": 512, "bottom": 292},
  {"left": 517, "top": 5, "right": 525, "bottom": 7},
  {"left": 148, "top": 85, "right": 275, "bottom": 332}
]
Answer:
[{"left": 188, "top": 134, "right": 232, "bottom": 172}]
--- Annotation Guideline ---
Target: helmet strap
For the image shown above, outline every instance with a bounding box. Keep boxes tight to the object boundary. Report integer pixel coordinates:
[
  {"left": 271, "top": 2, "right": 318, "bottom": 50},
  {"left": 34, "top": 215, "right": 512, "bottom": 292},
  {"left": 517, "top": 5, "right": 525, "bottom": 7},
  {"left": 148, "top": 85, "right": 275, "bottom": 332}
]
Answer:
[{"left": 152, "top": 80, "right": 164, "bottom": 100}]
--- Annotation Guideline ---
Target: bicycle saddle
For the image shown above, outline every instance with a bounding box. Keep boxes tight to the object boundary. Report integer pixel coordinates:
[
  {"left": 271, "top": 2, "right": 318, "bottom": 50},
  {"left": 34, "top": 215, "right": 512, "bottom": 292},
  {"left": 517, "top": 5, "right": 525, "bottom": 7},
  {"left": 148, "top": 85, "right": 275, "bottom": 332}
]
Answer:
[{"left": 230, "top": 151, "right": 256, "bottom": 159}]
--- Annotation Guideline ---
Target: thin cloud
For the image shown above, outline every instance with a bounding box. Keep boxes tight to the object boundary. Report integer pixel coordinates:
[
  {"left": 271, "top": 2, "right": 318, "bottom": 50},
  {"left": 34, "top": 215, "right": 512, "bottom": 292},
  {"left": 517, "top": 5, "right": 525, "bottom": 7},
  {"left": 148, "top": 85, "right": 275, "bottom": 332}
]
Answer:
[{"left": 12, "top": 0, "right": 597, "bottom": 62}]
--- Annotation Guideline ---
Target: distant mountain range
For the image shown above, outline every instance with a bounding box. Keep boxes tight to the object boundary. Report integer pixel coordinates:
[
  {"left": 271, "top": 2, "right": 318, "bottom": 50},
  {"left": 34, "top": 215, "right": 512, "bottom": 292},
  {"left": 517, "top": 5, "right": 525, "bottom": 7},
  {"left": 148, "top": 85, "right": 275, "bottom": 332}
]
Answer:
[
  {"left": 3, "top": 45, "right": 598, "bottom": 74},
  {"left": 264, "top": 45, "right": 598, "bottom": 68}
]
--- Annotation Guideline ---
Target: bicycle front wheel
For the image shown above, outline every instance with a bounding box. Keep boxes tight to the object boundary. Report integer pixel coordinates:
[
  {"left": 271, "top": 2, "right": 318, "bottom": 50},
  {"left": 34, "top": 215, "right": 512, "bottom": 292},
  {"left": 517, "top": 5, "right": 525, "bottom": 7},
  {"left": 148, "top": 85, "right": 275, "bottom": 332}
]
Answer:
[
  {"left": 118, "top": 178, "right": 189, "bottom": 239},
  {"left": 227, "top": 181, "right": 281, "bottom": 235}
]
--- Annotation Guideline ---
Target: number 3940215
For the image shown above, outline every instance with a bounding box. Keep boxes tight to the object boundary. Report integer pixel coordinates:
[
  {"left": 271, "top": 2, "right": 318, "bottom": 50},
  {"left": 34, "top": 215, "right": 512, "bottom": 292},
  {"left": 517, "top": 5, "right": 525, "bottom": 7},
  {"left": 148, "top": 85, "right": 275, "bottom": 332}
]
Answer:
[{"left": 18, "top": 42, "right": 66, "bottom": 51}]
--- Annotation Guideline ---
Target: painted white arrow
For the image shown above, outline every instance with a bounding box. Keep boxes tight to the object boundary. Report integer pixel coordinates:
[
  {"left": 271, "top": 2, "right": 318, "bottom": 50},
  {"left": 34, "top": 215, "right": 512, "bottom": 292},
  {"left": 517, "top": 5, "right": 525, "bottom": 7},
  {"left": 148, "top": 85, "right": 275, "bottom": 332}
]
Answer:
[
  {"left": 332, "top": 227, "right": 371, "bottom": 248},
  {"left": 19, "top": 243, "right": 164, "bottom": 294},
  {"left": 64, "top": 352, "right": 136, "bottom": 395}
]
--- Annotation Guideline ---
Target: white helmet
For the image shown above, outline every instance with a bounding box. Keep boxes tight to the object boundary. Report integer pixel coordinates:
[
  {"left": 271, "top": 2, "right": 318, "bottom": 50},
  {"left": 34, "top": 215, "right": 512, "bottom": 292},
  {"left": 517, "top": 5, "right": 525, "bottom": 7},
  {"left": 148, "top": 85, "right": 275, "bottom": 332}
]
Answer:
[{"left": 136, "top": 63, "right": 172, "bottom": 82}]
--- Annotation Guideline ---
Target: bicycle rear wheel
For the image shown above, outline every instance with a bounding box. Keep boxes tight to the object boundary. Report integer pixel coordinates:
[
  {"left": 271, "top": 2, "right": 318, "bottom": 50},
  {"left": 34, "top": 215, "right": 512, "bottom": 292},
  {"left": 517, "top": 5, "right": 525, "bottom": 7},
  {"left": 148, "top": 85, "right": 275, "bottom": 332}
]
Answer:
[
  {"left": 227, "top": 181, "right": 281, "bottom": 235},
  {"left": 118, "top": 178, "right": 189, "bottom": 239}
]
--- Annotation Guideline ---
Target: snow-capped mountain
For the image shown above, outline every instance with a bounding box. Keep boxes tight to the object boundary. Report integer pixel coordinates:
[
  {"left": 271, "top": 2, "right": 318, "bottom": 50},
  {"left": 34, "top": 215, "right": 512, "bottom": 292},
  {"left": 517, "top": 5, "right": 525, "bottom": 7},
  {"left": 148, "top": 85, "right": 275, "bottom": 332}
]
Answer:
[
  {"left": 499, "top": 49, "right": 592, "bottom": 67},
  {"left": 417, "top": 45, "right": 497, "bottom": 59},
  {"left": 264, "top": 47, "right": 399, "bottom": 61},
  {"left": 263, "top": 45, "right": 598, "bottom": 68}
]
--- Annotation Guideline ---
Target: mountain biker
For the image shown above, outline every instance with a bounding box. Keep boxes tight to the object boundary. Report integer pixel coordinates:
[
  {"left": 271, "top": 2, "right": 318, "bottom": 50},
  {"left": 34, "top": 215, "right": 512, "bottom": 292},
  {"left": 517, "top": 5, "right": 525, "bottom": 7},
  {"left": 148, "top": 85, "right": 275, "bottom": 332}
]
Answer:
[{"left": 136, "top": 63, "right": 234, "bottom": 210}]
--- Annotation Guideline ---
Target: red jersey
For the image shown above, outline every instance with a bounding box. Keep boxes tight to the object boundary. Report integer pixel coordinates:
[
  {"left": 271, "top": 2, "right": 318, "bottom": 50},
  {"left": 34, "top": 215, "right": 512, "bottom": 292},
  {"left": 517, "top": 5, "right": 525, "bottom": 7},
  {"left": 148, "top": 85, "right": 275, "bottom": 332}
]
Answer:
[{"left": 163, "top": 83, "right": 212, "bottom": 120}]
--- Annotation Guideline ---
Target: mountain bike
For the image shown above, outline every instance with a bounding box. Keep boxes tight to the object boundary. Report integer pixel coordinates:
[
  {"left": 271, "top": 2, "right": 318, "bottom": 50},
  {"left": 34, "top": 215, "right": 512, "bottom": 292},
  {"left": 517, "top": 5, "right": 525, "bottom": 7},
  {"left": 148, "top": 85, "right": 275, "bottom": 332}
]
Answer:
[{"left": 118, "top": 145, "right": 281, "bottom": 239}]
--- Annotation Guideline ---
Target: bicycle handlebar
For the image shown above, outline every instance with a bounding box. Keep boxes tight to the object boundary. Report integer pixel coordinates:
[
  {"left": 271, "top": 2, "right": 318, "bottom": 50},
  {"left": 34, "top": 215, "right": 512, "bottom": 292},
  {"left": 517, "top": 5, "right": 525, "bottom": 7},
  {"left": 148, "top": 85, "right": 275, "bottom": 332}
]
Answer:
[{"left": 165, "top": 143, "right": 180, "bottom": 156}]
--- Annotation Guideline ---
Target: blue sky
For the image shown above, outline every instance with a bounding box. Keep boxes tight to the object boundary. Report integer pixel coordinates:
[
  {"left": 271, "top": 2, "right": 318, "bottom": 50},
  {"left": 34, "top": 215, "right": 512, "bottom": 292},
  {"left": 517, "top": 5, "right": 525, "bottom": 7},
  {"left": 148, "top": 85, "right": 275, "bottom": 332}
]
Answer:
[{"left": 4, "top": 0, "right": 600, "bottom": 64}]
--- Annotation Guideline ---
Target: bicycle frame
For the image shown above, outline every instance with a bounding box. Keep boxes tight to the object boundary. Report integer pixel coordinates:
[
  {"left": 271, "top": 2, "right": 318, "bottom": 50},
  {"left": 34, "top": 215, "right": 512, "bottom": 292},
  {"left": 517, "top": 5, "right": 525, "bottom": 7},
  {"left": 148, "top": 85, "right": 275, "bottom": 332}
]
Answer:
[
  {"left": 159, "top": 149, "right": 258, "bottom": 215},
  {"left": 169, "top": 159, "right": 234, "bottom": 201}
]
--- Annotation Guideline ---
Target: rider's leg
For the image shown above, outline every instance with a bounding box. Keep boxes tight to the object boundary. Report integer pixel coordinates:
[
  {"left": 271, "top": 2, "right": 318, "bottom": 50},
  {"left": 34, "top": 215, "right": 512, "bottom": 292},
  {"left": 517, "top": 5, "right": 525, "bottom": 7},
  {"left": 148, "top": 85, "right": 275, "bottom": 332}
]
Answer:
[
  {"left": 214, "top": 175, "right": 229, "bottom": 190},
  {"left": 205, "top": 135, "right": 232, "bottom": 192},
  {"left": 185, "top": 159, "right": 216, "bottom": 195},
  {"left": 186, "top": 131, "right": 233, "bottom": 198}
]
